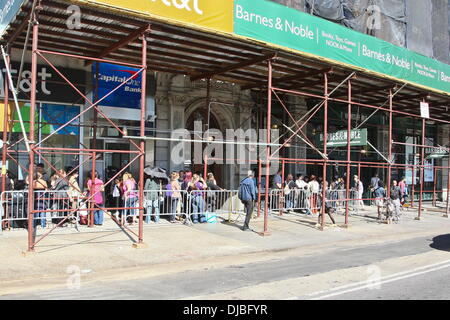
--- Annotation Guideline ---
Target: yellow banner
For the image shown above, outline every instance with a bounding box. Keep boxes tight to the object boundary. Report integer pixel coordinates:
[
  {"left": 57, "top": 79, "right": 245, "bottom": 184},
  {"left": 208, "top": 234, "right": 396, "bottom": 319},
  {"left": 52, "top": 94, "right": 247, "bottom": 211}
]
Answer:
[
  {"left": 87, "top": 0, "right": 234, "bottom": 33},
  {"left": 0, "top": 102, "right": 13, "bottom": 132}
]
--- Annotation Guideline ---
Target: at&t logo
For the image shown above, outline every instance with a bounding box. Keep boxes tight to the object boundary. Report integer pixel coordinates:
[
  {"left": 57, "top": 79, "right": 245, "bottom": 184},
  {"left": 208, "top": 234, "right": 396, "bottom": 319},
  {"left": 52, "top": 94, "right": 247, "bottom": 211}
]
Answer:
[{"left": 152, "top": 0, "right": 203, "bottom": 15}]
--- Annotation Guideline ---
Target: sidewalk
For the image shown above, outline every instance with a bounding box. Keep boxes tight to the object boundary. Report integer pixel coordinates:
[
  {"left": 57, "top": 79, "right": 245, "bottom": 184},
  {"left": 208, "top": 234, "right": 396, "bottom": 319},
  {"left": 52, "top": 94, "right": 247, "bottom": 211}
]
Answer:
[{"left": 0, "top": 204, "right": 449, "bottom": 289}]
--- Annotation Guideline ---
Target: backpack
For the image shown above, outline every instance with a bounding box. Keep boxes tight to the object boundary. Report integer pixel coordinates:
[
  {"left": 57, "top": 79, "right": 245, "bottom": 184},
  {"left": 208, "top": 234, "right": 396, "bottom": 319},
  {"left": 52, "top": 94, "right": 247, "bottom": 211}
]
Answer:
[
  {"left": 391, "top": 187, "right": 400, "bottom": 200},
  {"left": 166, "top": 183, "right": 173, "bottom": 197},
  {"left": 284, "top": 184, "right": 291, "bottom": 195}
]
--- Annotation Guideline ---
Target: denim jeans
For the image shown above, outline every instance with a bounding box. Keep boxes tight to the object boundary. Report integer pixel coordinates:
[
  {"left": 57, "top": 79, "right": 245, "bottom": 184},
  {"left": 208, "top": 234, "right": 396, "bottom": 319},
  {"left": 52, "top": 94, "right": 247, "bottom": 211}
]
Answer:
[
  {"left": 125, "top": 197, "right": 138, "bottom": 219},
  {"left": 145, "top": 199, "right": 160, "bottom": 223},
  {"left": 191, "top": 195, "right": 206, "bottom": 223},
  {"left": 34, "top": 195, "right": 47, "bottom": 228},
  {"left": 33, "top": 212, "right": 47, "bottom": 228},
  {"left": 94, "top": 209, "right": 104, "bottom": 225},
  {"left": 285, "top": 193, "right": 294, "bottom": 210},
  {"left": 170, "top": 198, "right": 179, "bottom": 222}
]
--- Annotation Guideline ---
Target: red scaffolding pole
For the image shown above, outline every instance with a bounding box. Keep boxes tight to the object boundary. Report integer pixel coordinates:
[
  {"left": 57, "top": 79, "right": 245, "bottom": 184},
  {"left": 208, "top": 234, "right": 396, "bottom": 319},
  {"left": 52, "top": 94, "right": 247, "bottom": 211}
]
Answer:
[{"left": 8, "top": 11, "right": 152, "bottom": 251}]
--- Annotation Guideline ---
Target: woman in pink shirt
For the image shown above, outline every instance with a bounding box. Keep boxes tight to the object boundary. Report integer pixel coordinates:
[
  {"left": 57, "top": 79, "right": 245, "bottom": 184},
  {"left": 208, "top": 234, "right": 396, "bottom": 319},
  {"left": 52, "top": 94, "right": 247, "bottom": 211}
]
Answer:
[
  {"left": 122, "top": 172, "right": 138, "bottom": 224},
  {"left": 87, "top": 171, "right": 105, "bottom": 226}
]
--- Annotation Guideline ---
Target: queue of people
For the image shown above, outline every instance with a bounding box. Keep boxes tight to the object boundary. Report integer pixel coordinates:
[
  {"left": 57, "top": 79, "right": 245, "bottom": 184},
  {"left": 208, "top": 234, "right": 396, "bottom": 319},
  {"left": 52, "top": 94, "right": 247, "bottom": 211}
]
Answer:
[
  {"left": 1, "top": 162, "right": 414, "bottom": 232},
  {"left": 263, "top": 171, "right": 410, "bottom": 223}
]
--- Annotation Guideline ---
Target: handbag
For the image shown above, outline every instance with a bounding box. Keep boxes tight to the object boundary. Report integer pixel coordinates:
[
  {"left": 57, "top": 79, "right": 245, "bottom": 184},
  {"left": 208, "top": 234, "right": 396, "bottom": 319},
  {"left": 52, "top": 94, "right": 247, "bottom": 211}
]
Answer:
[
  {"left": 159, "top": 181, "right": 164, "bottom": 202},
  {"left": 284, "top": 184, "right": 291, "bottom": 195}
]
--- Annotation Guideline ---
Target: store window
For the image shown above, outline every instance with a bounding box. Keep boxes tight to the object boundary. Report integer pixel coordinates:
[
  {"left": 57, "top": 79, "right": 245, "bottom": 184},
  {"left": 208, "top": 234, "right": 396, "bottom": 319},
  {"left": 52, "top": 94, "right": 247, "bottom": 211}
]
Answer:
[{"left": 3, "top": 102, "right": 81, "bottom": 181}]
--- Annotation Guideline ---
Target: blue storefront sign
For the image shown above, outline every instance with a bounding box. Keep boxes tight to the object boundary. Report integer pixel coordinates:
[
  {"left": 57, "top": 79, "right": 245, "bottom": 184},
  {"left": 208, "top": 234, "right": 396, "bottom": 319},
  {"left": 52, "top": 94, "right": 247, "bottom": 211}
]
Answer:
[
  {"left": 92, "top": 62, "right": 142, "bottom": 109},
  {"left": 41, "top": 104, "right": 80, "bottom": 136},
  {"left": 0, "top": 0, "right": 26, "bottom": 37}
]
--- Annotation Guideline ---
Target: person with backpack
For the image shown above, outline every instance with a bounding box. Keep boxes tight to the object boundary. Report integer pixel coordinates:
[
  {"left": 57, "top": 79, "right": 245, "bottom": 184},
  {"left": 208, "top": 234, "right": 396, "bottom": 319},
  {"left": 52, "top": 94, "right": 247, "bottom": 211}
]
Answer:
[
  {"left": 238, "top": 170, "right": 257, "bottom": 232},
  {"left": 398, "top": 176, "right": 408, "bottom": 206},
  {"left": 374, "top": 180, "right": 386, "bottom": 220},
  {"left": 144, "top": 175, "right": 160, "bottom": 223},
  {"left": 390, "top": 180, "right": 402, "bottom": 223}
]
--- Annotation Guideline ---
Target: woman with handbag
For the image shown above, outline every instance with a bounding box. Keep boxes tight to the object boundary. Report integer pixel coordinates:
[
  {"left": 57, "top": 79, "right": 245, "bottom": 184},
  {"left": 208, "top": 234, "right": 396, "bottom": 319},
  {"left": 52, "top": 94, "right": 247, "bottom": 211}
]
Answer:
[
  {"left": 122, "top": 172, "right": 138, "bottom": 224},
  {"left": 87, "top": 171, "right": 105, "bottom": 226}
]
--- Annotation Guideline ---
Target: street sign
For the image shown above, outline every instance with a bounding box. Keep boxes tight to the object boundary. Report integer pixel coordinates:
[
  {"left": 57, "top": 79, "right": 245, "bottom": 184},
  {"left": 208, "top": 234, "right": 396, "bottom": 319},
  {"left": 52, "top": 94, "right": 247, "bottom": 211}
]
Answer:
[
  {"left": 317, "top": 128, "right": 368, "bottom": 147},
  {"left": 420, "top": 102, "right": 430, "bottom": 119},
  {"left": 426, "top": 147, "right": 449, "bottom": 159}
]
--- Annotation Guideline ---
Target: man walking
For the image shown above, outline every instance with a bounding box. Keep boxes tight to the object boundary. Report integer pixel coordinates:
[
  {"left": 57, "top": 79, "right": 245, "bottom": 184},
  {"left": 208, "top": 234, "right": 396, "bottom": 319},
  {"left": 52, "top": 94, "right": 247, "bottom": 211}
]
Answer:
[{"left": 238, "top": 170, "right": 257, "bottom": 232}]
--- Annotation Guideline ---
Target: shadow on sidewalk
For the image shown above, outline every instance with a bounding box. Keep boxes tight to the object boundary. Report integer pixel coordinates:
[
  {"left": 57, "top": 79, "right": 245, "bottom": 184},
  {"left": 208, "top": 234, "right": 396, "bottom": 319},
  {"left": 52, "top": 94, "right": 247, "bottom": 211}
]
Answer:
[
  {"left": 36, "top": 231, "right": 131, "bottom": 254},
  {"left": 429, "top": 234, "right": 450, "bottom": 252}
]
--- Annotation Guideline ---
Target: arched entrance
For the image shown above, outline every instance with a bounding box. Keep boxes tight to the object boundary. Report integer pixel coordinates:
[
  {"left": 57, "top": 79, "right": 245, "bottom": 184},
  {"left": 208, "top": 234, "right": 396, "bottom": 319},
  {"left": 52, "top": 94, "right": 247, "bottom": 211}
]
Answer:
[{"left": 186, "top": 107, "right": 223, "bottom": 185}]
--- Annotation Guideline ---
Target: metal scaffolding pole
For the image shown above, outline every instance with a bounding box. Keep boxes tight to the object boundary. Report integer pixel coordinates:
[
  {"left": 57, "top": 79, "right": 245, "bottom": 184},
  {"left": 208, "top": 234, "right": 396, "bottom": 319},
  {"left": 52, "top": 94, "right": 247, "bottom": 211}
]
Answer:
[
  {"left": 262, "top": 59, "right": 272, "bottom": 236},
  {"left": 1, "top": 50, "right": 9, "bottom": 230},
  {"left": 136, "top": 30, "right": 149, "bottom": 247},
  {"left": 387, "top": 89, "right": 393, "bottom": 199},
  {"left": 319, "top": 72, "right": 329, "bottom": 229},
  {"left": 417, "top": 117, "right": 426, "bottom": 220},
  {"left": 27, "top": 15, "right": 39, "bottom": 252},
  {"left": 446, "top": 165, "right": 450, "bottom": 217},
  {"left": 344, "top": 79, "right": 351, "bottom": 227}
]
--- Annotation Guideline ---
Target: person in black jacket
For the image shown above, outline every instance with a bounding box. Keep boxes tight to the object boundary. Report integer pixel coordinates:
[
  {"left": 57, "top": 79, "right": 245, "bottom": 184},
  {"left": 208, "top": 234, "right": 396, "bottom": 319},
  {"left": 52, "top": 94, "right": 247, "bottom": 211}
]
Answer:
[
  {"left": 206, "top": 173, "right": 222, "bottom": 213},
  {"left": 238, "top": 170, "right": 257, "bottom": 231}
]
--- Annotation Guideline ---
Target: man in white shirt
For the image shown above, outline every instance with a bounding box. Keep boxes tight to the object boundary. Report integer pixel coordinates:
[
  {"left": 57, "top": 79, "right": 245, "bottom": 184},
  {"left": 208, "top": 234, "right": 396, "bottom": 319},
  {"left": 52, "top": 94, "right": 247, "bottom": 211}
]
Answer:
[
  {"left": 354, "top": 175, "right": 365, "bottom": 210},
  {"left": 295, "top": 174, "right": 308, "bottom": 213}
]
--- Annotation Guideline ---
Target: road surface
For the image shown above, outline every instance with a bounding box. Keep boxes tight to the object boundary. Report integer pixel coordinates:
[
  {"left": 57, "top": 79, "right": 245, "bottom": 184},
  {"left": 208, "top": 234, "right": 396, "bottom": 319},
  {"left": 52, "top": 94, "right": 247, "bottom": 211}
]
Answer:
[{"left": 2, "top": 233, "right": 450, "bottom": 300}]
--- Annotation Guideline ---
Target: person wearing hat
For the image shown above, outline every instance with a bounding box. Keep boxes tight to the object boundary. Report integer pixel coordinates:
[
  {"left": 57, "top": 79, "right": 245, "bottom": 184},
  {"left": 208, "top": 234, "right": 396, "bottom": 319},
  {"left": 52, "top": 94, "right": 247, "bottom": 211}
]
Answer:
[{"left": 238, "top": 170, "right": 257, "bottom": 231}]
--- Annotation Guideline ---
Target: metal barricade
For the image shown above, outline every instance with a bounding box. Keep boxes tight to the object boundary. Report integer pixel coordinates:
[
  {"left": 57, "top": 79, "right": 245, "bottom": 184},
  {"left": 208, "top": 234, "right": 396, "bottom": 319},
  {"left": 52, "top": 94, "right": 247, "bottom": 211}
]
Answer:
[
  {"left": 140, "top": 189, "right": 190, "bottom": 225},
  {"left": 1, "top": 190, "right": 81, "bottom": 230},
  {"left": 186, "top": 190, "right": 243, "bottom": 223},
  {"left": 269, "top": 188, "right": 321, "bottom": 215}
]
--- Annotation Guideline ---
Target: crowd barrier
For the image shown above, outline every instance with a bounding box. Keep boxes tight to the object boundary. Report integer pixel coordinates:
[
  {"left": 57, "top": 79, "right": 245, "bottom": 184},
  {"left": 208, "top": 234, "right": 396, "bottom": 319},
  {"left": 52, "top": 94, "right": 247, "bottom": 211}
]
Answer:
[
  {"left": 0, "top": 187, "right": 394, "bottom": 231},
  {"left": 0, "top": 189, "right": 246, "bottom": 230},
  {"left": 267, "top": 188, "right": 361, "bottom": 215},
  {"left": 0, "top": 190, "right": 81, "bottom": 230}
]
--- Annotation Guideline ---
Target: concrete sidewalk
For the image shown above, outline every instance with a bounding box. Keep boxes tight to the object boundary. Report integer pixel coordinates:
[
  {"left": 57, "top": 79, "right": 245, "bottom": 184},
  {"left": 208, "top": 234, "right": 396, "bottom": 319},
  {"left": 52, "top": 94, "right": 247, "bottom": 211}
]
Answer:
[{"left": 0, "top": 204, "right": 449, "bottom": 291}]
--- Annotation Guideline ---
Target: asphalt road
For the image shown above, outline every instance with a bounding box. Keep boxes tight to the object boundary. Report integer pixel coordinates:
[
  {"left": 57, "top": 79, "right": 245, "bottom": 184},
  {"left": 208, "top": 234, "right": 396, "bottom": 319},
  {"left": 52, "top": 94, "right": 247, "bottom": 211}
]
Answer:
[
  {"left": 315, "top": 262, "right": 450, "bottom": 300},
  {"left": 2, "top": 233, "right": 450, "bottom": 300}
]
